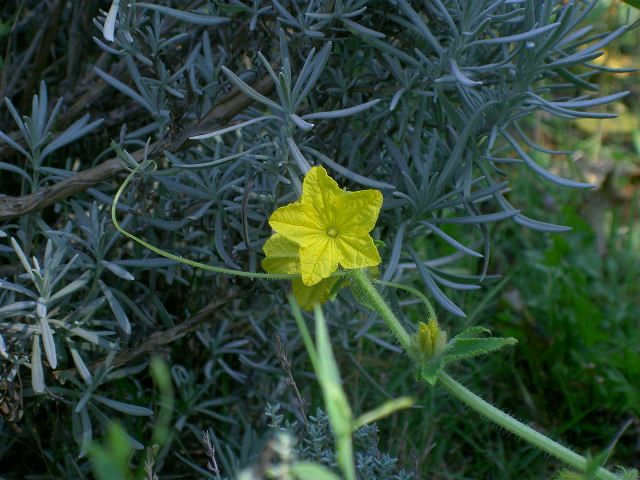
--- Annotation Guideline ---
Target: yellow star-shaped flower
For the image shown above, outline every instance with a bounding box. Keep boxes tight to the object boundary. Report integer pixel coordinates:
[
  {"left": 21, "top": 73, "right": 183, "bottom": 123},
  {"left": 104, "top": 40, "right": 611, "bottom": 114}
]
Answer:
[
  {"left": 266, "top": 166, "right": 383, "bottom": 286},
  {"left": 262, "top": 233, "right": 340, "bottom": 310}
]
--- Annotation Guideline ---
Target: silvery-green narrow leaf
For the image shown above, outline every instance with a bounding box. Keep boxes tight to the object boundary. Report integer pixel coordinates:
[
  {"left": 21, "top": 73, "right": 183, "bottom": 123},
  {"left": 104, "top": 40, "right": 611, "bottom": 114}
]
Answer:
[
  {"left": 220, "top": 66, "right": 282, "bottom": 111},
  {"left": 106, "top": 362, "right": 147, "bottom": 381},
  {"left": 110, "top": 141, "right": 140, "bottom": 169},
  {"left": 70, "top": 327, "right": 116, "bottom": 349},
  {"left": 69, "top": 346, "right": 93, "bottom": 384},
  {"left": 49, "top": 271, "right": 90, "bottom": 303},
  {"left": 0, "top": 228, "right": 6, "bottom": 237},
  {"left": 363, "top": 35, "right": 421, "bottom": 68},
  {"left": 50, "top": 254, "right": 79, "bottom": 291},
  {"left": 290, "top": 113, "right": 314, "bottom": 130},
  {"left": 215, "top": 213, "right": 241, "bottom": 269},
  {"left": 95, "top": 68, "right": 154, "bottom": 114},
  {"left": 0, "top": 130, "right": 29, "bottom": 157},
  {"left": 93, "top": 395, "right": 153, "bottom": 416},
  {"left": 449, "top": 59, "right": 482, "bottom": 87},
  {"left": 0, "top": 332, "right": 6, "bottom": 356},
  {"left": 548, "top": 91, "right": 629, "bottom": 109},
  {"left": 4, "top": 98, "right": 28, "bottom": 140},
  {"left": 134, "top": 3, "right": 229, "bottom": 25},
  {"left": 78, "top": 407, "right": 92, "bottom": 458},
  {"left": 294, "top": 42, "right": 332, "bottom": 107},
  {"left": 31, "top": 257, "right": 41, "bottom": 275},
  {"left": 36, "top": 298, "right": 47, "bottom": 318},
  {"left": 31, "top": 335, "right": 45, "bottom": 393},
  {"left": 94, "top": 35, "right": 122, "bottom": 54},
  {"left": 103, "top": 0, "right": 120, "bottom": 41},
  {"left": 11, "top": 237, "right": 34, "bottom": 281},
  {"left": 98, "top": 280, "right": 131, "bottom": 335},
  {"left": 291, "top": 47, "right": 316, "bottom": 98},
  {"left": 301, "top": 99, "right": 380, "bottom": 120},
  {"left": 513, "top": 213, "right": 572, "bottom": 233},
  {"left": 190, "top": 116, "right": 277, "bottom": 140},
  {"left": 0, "top": 301, "right": 37, "bottom": 317},
  {"left": 39, "top": 318, "right": 57, "bottom": 369},
  {"left": 429, "top": 270, "right": 479, "bottom": 291},
  {"left": 43, "top": 97, "right": 63, "bottom": 135},
  {"left": 502, "top": 130, "right": 593, "bottom": 188},
  {"left": 40, "top": 116, "right": 104, "bottom": 161},
  {"left": 421, "top": 221, "right": 483, "bottom": 258},
  {"left": 286, "top": 137, "right": 311, "bottom": 174},
  {"left": 35, "top": 82, "right": 48, "bottom": 135},
  {"left": 100, "top": 260, "right": 134, "bottom": 281},
  {"left": 44, "top": 239, "right": 52, "bottom": 266},
  {"left": 75, "top": 386, "right": 93, "bottom": 413},
  {"left": 471, "top": 23, "right": 561, "bottom": 46},
  {"left": 409, "top": 249, "right": 465, "bottom": 318},
  {"left": 429, "top": 210, "right": 519, "bottom": 224},
  {"left": 0, "top": 161, "right": 33, "bottom": 184},
  {"left": 186, "top": 200, "right": 214, "bottom": 221},
  {"left": 395, "top": 0, "right": 443, "bottom": 54},
  {"left": 382, "top": 221, "right": 407, "bottom": 282},
  {"left": 389, "top": 88, "right": 406, "bottom": 111},
  {"left": 341, "top": 18, "right": 385, "bottom": 38},
  {"left": 302, "top": 146, "right": 395, "bottom": 190}
]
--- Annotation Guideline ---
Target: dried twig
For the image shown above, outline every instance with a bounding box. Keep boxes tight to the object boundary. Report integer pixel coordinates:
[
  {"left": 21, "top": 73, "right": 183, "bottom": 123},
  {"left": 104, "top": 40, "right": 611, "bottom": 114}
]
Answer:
[
  {"left": 202, "top": 430, "right": 221, "bottom": 479},
  {"left": 275, "top": 333, "right": 307, "bottom": 425}
]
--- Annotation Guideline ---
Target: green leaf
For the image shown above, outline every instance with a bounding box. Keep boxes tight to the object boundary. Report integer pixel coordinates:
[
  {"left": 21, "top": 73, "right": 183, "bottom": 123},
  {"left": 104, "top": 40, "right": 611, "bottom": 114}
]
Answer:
[
  {"left": 291, "top": 462, "right": 341, "bottom": 480},
  {"left": 452, "top": 326, "right": 491, "bottom": 340},
  {"left": 353, "top": 396, "right": 414, "bottom": 430},
  {"left": 444, "top": 337, "right": 517, "bottom": 364},
  {"left": 622, "top": 0, "right": 640, "bottom": 9},
  {"left": 89, "top": 422, "right": 133, "bottom": 480},
  {"left": 418, "top": 357, "right": 444, "bottom": 386},
  {"left": 308, "top": 305, "right": 356, "bottom": 480}
]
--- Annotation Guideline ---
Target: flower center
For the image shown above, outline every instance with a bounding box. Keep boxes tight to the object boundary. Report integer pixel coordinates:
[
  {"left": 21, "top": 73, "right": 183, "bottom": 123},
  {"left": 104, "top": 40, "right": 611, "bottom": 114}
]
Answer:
[{"left": 327, "top": 227, "right": 338, "bottom": 238}]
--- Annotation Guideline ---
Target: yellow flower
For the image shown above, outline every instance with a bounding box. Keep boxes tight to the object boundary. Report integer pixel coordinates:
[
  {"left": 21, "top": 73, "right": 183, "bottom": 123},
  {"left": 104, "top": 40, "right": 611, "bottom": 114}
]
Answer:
[
  {"left": 262, "top": 233, "right": 339, "bottom": 310},
  {"left": 267, "top": 166, "right": 383, "bottom": 286}
]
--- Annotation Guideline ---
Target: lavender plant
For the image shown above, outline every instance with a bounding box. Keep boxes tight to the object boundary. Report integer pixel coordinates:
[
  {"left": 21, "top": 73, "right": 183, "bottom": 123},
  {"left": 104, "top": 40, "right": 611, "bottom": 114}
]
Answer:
[{"left": 0, "top": 0, "right": 637, "bottom": 478}]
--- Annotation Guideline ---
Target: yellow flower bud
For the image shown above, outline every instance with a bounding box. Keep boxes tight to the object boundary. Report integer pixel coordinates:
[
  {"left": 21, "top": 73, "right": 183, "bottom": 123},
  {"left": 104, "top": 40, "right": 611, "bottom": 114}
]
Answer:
[{"left": 414, "top": 319, "right": 447, "bottom": 359}]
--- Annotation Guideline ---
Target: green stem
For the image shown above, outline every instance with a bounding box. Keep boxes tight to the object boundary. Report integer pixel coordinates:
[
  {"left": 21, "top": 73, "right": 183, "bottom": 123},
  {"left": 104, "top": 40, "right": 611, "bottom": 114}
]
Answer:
[
  {"left": 349, "top": 269, "right": 412, "bottom": 353},
  {"left": 349, "top": 269, "right": 619, "bottom": 480},
  {"left": 437, "top": 372, "right": 619, "bottom": 480}
]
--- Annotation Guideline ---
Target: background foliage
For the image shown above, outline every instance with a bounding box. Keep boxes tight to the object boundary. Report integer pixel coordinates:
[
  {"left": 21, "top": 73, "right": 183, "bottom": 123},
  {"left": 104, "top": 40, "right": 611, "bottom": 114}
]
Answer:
[{"left": 0, "top": 0, "right": 638, "bottom": 478}]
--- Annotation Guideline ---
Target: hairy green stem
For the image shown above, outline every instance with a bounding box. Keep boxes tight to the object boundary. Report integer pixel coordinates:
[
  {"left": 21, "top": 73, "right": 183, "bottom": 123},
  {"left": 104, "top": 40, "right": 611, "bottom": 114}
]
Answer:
[
  {"left": 349, "top": 269, "right": 620, "bottom": 480},
  {"left": 349, "top": 269, "right": 412, "bottom": 352},
  {"left": 437, "top": 372, "right": 619, "bottom": 480}
]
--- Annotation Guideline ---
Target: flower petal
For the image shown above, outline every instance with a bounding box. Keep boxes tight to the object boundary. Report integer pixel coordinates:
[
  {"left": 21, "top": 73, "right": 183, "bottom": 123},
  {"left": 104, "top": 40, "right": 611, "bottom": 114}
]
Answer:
[
  {"left": 300, "top": 236, "right": 339, "bottom": 285},
  {"left": 301, "top": 166, "right": 345, "bottom": 224},
  {"left": 262, "top": 234, "right": 300, "bottom": 274},
  {"left": 269, "top": 202, "right": 324, "bottom": 246},
  {"left": 293, "top": 277, "right": 339, "bottom": 311},
  {"left": 336, "top": 235, "right": 381, "bottom": 270},
  {"left": 333, "top": 189, "right": 383, "bottom": 236}
]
